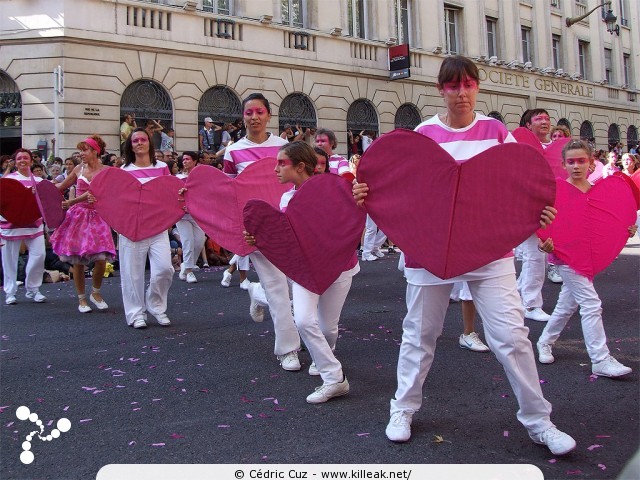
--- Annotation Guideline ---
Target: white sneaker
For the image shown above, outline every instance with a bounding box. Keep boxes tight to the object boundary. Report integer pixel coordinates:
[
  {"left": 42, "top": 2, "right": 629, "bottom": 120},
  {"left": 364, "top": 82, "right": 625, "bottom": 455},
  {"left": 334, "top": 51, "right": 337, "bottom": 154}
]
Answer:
[
  {"left": 89, "top": 294, "right": 109, "bottom": 310},
  {"left": 220, "top": 270, "right": 232, "bottom": 287},
  {"left": 132, "top": 317, "right": 147, "bottom": 329},
  {"left": 153, "top": 312, "right": 171, "bottom": 326},
  {"left": 308, "top": 362, "right": 320, "bottom": 376},
  {"left": 372, "top": 248, "right": 385, "bottom": 258},
  {"left": 361, "top": 253, "right": 378, "bottom": 261},
  {"left": 459, "top": 332, "right": 490, "bottom": 352},
  {"left": 592, "top": 355, "right": 632, "bottom": 377},
  {"left": 5, "top": 295, "right": 17, "bottom": 305},
  {"left": 247, "top": 283, "right": 264, "bottom": 323},
  {"left": 386, "top": 410, "right": 414, "bottom": 442},
  {"left": 525, "top": 307, "right": 551, "bottom": 322},
  {"left": 306, "top": 377, "right": 350, "bottom": 404},
  {"left": 277, "top": 351, "right": 301, "bottom": 371},
  {"left": 178, "top": 263, "right": 186, "bottom": 281},
  {"left": 26, "top": 290, "right": 46, "bottom": 303},
  {"left": 537, "top": 343, "right": 555, "bottom": 364},
  {"left": 239, "top": 279, "right": 250, "bottom": 290},
  {"left": 529, "top": 427, "right": 576, "bottom": 455},
  {"left": 547, "top": 265, "right": 563, "bottom": 283},
  {"left": 186, "top": 272, "right": 197, "bottom": 284}
]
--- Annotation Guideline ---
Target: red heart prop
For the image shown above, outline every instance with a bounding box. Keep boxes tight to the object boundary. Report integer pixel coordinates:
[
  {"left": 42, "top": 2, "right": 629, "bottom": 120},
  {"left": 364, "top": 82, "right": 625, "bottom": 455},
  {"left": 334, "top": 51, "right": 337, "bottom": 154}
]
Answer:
[
  {"left": 587, "top": 161, "right": 604, "bottom": 183},
  {"left": 243, "top": 174, "right": 365, "bottom": 294},
  {"left": 0, "top": 177, "right": 41, "bottom": 226},
  {"left": 357, "top": 129, "right": 556, "bottom": 279},
  {"left": 90, "top": 168, "right": 185, "bottom": 241},
  {"left": 32, "top": 176, "right": 66, "bottom": 229},
  {"left": 511, "top": 127, "right": 570, "bottom": 179},
  {"left": 185, "top": 159, "right": 290, "bottom": 256},
  {"left": 537, "top": 176, "right": 637, "bottom": 280},
  {"left": 612, "top": 172, "right": 640, "bottom": 209}
]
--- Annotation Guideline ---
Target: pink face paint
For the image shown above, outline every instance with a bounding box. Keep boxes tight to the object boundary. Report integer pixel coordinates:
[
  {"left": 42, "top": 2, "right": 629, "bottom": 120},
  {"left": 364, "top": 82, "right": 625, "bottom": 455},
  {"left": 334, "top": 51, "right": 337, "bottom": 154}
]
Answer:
[
  {"left": 442, "top": 79, "right": 478, "bottom": 92},
  {"left": 276, "top": 159, "right": 293, "bottom": 167},
  {"left": 565, "top": 157, "right": 589, "bottom": 165}
]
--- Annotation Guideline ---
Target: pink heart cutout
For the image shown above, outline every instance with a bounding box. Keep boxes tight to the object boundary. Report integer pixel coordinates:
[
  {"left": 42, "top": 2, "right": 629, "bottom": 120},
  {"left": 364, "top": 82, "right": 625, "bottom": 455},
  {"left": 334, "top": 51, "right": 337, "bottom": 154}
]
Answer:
[
  {"left": 357, "top": 129, "right": 556, "bottom": 279},
  {"left": 511, "top": 127, "right": 570, "bottom": 179},
  {"left": 538, "top": 176, "right": 637, "bottom": 280},
  {"left": 0, "top": 178, "right": 40, "bottom": 226},
  {"left": 32, "top": 177, "right": 66, "bottom": 229},
  {"left": 587, "top": 161, "right": 604, "bottom": 183},
  {"left": 90, "top": 167, "right": 185, "bottom": 241},
  {"left": 243, "top": 174, "right": 365, "bottom": 294},
  {"left": 185, "top": 159, "right": 290, "bottom": 256}
]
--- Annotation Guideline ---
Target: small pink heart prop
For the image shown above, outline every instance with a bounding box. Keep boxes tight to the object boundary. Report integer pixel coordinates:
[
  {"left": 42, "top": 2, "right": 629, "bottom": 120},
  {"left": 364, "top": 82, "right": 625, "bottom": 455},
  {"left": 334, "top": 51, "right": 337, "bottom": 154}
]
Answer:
[
  {"left": 511, "top": 127, "right": 570, "bottom": 179},
  {"left": 537, "top": 176, "right": 637, "bottom": 280},
  {"left": 32, "top": 176, "right": 65, "bottom": 229},
  {"left": 357, "top": 129, "right": 556, "bottom": 279},
  {"left": 587, "top": 161, "right": 604, "bottom": 183},
  {"left": 0, "top": 178, "right": 40, "bottom": 226},
  {"left": 243, "top": 174, "right": 365, "bottom": 294},
  {"left": 185, "top": 159, "right": 289, "bottom": 256},
  {"left": 90, "top": 168, "right": 185, "bottom": 241}
]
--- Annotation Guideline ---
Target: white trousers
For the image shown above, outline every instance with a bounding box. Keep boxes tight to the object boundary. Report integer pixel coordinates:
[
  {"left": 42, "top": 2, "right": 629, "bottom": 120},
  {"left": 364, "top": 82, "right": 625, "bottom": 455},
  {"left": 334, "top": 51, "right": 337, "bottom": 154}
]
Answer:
[
  {"left": 538, "top": 265, "right": 609, "bottom": 363},
  {"left": 517, "top": 234, "right": 546, "bottom": 309},
  {"left": 229, "top": 254, "right": 250, "bottom": 270},
  {"left": 175, "top": 217, "right": 206, "bottom": 269},
  {"left": 391, "top": 274, "right": 554, "bottom": 435},
  {"left": 362, "top": 214, "right": 387, "bottom": 256},
  {"left": 250, "top": 251, "right": 300, "bottom": 356},
  {"left": 119, "top": 232, "right": 174, "bottom": 325},
  {"left": 291, "top": 271, "right": 353, "bottom": 384},
  {"left": 1, "top": 236, "right": 45, "bottom": 295}
]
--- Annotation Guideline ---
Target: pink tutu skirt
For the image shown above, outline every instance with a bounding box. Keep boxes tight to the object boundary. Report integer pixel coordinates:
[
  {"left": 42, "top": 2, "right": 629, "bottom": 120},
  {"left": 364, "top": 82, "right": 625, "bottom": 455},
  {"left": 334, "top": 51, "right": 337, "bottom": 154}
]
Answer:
[{"left": 50, "top": 203, "right": 116, "bottom": 265}]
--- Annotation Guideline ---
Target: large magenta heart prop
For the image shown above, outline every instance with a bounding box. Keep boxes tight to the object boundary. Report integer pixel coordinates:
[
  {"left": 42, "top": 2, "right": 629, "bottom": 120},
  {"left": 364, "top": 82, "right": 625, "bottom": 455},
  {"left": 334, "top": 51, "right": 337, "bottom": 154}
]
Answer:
[
  {"left": 32, "top": 176, "right": 66, "bottom": 229},
  {"left": 537, "top": 177, "right": 637, "bottom": 280},
  {"left": 0, "top": 178, "right": 40, "bottom": 226},
  {"left": 511, "top": 127, "right": 570, "bottom": 179},
  {"left": 185, "top": 159, "right": 290, "bottom": 256},
  {"left": 612, "top": 172, "right": 640, "bottom": 209},
  {"left": 90, "top": 168, "right": 185, "bottom": 241},
  {"left": 243, "top": 174, "right": 365, "bottom": 294},
  {"left": 357, "top": 129, "right": 556, "bottom": 279}
]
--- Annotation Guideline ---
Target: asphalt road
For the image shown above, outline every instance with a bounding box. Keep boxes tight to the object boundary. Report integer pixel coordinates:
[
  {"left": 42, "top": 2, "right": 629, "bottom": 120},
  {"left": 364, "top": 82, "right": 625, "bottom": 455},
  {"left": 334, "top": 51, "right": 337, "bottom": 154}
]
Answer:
[{"left": 1, "top": 239, "right": 638, "bottom": 480}]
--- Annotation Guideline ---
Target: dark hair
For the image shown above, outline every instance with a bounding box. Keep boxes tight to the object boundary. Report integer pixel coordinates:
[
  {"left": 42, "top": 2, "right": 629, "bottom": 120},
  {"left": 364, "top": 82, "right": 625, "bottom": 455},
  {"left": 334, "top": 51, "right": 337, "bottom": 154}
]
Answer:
[
  {"left": 523, "top": 109, "right": 550, "bottom": 127},
  {"left": 12, "top": 148, "right": 33, "bottom": 161},
  {"left": 437, "top": 55, "right": 480, "bottom": 86},
  {"left": 182, "top": 151, "right": 199, "bottom": 169},
  {"left": 562, "top": 139, "right": 593, "bottom": 162},
  {"left": 242, "top": 93, "right": 271, "bottom": 114},
  {"left": 313, "top": 146, "right": 330, "bottom": 161},
  {"left": 123, "top": 127, "right": 156, "bottom": 166},
  {"left": 31, "top": 163, "right": 45, "bottom": 172},
  {"left": 279, "top": 141, "right": 317, "bottom": 177},
  {"left": 76, "top": 134, "right": 106, "bottom": 156},
  {"left": 166, "top": 160, "right": 178, "bottom": 175},
  {"left": 315, "top": 128, "right": 338, "bottom": 149}
]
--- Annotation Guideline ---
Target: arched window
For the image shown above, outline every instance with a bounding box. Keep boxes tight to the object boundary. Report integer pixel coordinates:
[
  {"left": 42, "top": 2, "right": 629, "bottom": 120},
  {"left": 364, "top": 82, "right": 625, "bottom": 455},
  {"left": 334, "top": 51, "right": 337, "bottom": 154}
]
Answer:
[
  {"left": 627, "top": 125, "right": 638, "bottom": 150},
  {"left": 557, "top": 118, "right": 571, "bottom": 130},
  {"left": 607, "top": 123, "right": 620, "bottom": 148},
  {"left": 198, "top": 85, "right": 242, "bottom": 125},
  {"left": 120, "top": 80, "right": 173, "bottom": 151},
  {"left": 279, "top": 93, "right": 317, "bottom": 132},
  {"left": 0, "top": 70, "right": 22, "bottom": 154},
  {"left": 487, "top": 111, "right": 504, "bottom": 124},
  {"left": 394, "top": 103, "right": 421, "bottom": 129},
  {"left": 346, "top": 99, "right": 378, "bottom": 134},
  {"left": 579, "top": 120, "right": 594, "bottom": 141}
]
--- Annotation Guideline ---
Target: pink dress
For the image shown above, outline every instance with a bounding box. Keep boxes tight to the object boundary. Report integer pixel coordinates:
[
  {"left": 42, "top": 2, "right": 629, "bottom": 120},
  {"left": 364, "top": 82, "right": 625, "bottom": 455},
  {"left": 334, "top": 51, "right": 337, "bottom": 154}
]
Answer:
[{"left": 50, "top": 170, "right": 116, "bottom": 265}]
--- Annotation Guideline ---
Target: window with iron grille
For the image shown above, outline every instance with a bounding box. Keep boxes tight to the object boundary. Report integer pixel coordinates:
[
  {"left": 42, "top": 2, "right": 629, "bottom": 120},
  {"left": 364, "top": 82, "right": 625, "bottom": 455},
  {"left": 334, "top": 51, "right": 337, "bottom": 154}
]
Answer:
[{"left": 203, "top": 0, "right": 232, "bottom": 15}]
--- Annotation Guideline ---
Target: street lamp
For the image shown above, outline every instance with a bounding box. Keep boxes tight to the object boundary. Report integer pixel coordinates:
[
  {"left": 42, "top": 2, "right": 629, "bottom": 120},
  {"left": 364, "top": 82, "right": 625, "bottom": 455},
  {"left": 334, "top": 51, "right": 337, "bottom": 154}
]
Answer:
[{"left": 566, "top": 1, "right": 620, "bottom": 35}]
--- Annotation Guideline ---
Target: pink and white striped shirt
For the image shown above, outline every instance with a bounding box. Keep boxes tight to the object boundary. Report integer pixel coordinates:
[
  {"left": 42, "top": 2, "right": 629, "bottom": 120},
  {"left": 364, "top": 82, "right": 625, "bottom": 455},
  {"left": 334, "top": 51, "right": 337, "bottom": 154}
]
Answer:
[
  {"left": 121, "top": 161, "right": 170, "bottom": 183},
  {"left": 0, "top": 172, "right": 44, "bottom": 240},
  {"left": 328, "top": 154, "right": 350, "bottom": 176},
  {"left": 406, "top": 113, "right": 516, "bottom": 285},
  {"left": 223, "top": 134, "right": 287, "bottom": 176}
]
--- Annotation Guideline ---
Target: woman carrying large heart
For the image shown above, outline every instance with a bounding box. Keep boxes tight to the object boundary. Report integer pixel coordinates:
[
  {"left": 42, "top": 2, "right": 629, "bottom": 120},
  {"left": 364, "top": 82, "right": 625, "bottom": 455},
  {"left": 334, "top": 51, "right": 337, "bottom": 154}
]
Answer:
[
  {"left": 114, "top": 128, "right": 176, "bottom": 329},
  {"left": 49, "top": 135, "right": 116, "bottom": 313},
  {"left": 0, "top": 148, "right": 47, "bottom": 306},
  {"left": 536, "top": 139, "right": 637, "bottom": 378},
  {"left": 222, "top": 93, "right": 301, "bottom": 372},
  {"left": 353, "top": 55, "right": 576, "bottom": 456}
]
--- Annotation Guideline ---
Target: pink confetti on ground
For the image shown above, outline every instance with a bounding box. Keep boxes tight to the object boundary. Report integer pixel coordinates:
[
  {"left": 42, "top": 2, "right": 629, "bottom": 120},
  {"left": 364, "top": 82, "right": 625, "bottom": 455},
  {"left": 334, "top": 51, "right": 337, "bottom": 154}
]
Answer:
[
  {"left": 79, "top": 419, "right": 92, "bottom": 423},
  {"left": 598, "top": 464, "right": 606, "bottom": 470},
  {"left": 176, "top": 378, "right": 184, "bottom": 382},
  {"left": 151, "top": 443, "right": 165, "bottom": 447},
  {"left": 548, "top": 459, "right": 556, "bottom": 464},
  {"left": 169, "top": 433, "right": 185, "bottom": 439},
  {"left": 217, "top": 425, "right": 230, "bottom": 428},
  {"left": 587, "top": 444, "right": 603, "bottom": 451},
  {"left": 566, "top": 470, "right": 582, "bottom": 475},
  {"left": 137, "top": 379, "right": 149, "bottom": 383},
  {"left": 129, "top": 441, "right": 136, "bottom": 446},
  {"left": 357, "top": 433, "right": 370, "bottom": 437},
  {"left": 589, "top": 374, "right": 598, "bottom": 382},
  {"left": 500, "top": 394, "right": 509, "bottom": 398},
  {"left": 503, "top": 431, "right": 509, "bottom": 437},
  {"left": 63, "top": 406, "right": 69, "bottom": 411},
  {"left": 6, "top": 422, "right": 14, "bottom": 427},
  {"left": 539, "top": 379, "right": 547, "bottom": 384},
  {"left": 595, "top": 435, "right": 611, "bottom": 438},
  {"left": 246, "top": 414, "right": 253, "bottom": 419}
]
